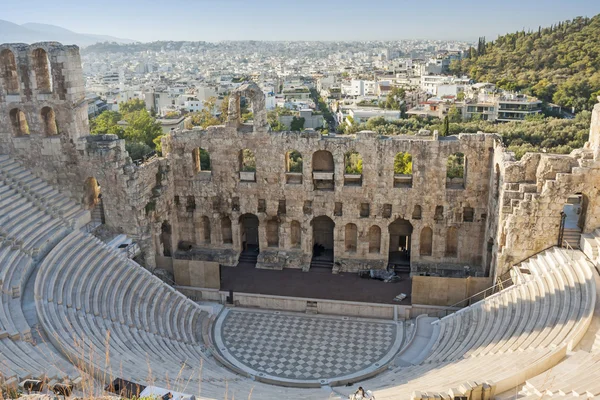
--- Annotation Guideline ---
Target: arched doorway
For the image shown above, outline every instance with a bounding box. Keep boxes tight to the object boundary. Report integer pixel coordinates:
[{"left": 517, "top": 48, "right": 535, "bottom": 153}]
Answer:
[
  {"left": 560, "top": 193, "right": 586, "bottom": 249},
  {"left": 311, "top": 216, "right": 334, "bottom": 269},
  {"left": 240, "top": 213, "right": 259, "bottom": 252},
  {"left": 388, "top": 218, "right": 413, "bottom": 272}
]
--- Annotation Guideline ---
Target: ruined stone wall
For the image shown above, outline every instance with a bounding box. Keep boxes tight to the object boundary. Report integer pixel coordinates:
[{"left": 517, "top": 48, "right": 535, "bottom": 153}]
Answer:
[
  {"left": 163, "top": 90, "right": 497, "bottom": 275},
  {"left": 493, "top": 147, "right": 600, "bottom": 277},
  {"left": 0, "top": 42, "right": 89, "bottom": 200}
]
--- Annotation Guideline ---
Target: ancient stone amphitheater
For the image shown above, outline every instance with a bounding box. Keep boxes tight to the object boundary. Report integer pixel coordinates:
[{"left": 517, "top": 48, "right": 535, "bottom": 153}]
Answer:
[{"left": 2, "top": 42, "right": 600, "bottom": 399}]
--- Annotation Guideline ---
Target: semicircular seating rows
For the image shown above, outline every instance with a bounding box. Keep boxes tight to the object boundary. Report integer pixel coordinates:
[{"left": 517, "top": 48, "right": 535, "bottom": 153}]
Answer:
[
  {"left": 1, "top": 155, "right": 600, "bottom": 400},
  {"left": 0, "top": 155, "right": 85, "bottom": 386},
  {"left": 336, "top": 247, "right": 596, "bottom": 399}
]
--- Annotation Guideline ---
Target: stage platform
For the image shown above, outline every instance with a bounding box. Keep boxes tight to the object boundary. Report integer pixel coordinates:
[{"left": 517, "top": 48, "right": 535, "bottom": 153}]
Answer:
[{"left": 220, "top": 262, "right": 411, "bottom": 305}]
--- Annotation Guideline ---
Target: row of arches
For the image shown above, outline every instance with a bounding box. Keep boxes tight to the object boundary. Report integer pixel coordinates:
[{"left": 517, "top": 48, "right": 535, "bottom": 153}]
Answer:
[
  {"left": 189, "top": 147, "right": 466, "bottom": 187},
  {"left": 8, "top": 107, "right": 58, "bottom": 136},
  {"left": 1, "top": 48, "right": 53, "bottom": 94},
  {"left": 184, "top": 215, "right": 460, "bottom": 258}
]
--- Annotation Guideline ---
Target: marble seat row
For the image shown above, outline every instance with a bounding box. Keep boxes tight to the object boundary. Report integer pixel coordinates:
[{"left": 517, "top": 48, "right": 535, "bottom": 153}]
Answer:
[
  {"left": 336, "top": 247, "right": 596, "bottom": 400},
  {"left": 0, "top": 156, "right": 88, "bottom": 225},
  {"left": 34, "top": 229, "right": 339, "bottom": 399}
]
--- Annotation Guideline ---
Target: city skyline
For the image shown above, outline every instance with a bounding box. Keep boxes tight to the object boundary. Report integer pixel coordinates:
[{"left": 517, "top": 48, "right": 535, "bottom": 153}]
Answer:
[{"left": 0, "top": 0, "right": 599, "bottom": 43}]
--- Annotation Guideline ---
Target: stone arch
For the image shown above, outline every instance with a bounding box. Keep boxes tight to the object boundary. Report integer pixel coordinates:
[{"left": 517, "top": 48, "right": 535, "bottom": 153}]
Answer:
[
  {"left": 192, "top": 147, "right": 211, "bottom": 173},
  {"left": 239, "top": 149, "right": 256, "bottom": 172},
  {"left": 394, "top": 151, "right": 413, "bottom": 174},
  {"left": 446, "top": 226, "right": 458, "bottom": 257},
  {"left": 446, "top": 152, "right": 466, "bottom": 189},
  {"left": 312, "top": 215, "right": 334, "bottom": 264},
  {"left": 9, "top": 108, "right": 29, "bottom": 136},
  {"left": 344, "top": 150, "right": 363, "bottom": 186},
  {"left": 32, "top": 48, "right": 52, "bottom": 93},
  {"left": 0, "top": 49, "right": 19, "bottom": 95},
  {"left": 412, "top": 205, "right": 422, "bottom": 220},
  {"left": 266, "top": 219, "right": 279, "bottom": 247},
  {"left": 201, "top": 216, "right": 211, "bottom": 244},
  {"left": 389, "top": 218, "right": 413, "bottom": 264},
  {"left": 227, "top": 82, "right": 267, "bottom": 130},
  {"left": 286, "top": 150, "right": 303, "bottom": 173},
  {"left": 344, "top": 150, "right": 363, "bottom": 174},
  {"left": 160, "top": 221, "right": 173, "bottom": 257},
  {"left": 393, "top": 151, "right": 413, "bottom": 187},
  {"left": 312, "top": 150, "right": 334, "bottom": 172},
  {"left": 368, "top": 225, "right": 381, "bottom": 254},
  {"left": 290, "top": 220, "right": 302, "bottom": 248},
  {"left": 221, "top": 216, "right": 233, "bottom": 245},
  {"left": 345, "top": 223, "right": 358, "bottom": 253},
  {"left": 420, "top": 226, "right": 433, "bottom": 256},
  {"left": 40, "top": 106, "right": 58, "bottom": 136},
  {"left": 82, "top": 177, "right": 101, "bottom": 210},
  {"left": 239, "top": 213, "right": 259, "bottom": 251}
]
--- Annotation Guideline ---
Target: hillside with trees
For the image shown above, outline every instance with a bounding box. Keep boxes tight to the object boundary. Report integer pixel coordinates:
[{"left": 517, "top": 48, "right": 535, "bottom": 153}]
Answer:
[{"left": 450, "top": 15, "right": 600, "bottom": 112}]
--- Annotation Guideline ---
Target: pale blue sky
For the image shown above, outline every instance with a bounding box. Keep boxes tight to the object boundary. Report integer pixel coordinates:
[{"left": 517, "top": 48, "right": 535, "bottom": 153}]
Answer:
[{"left": 1, "top": 0, "right": 599, "bottom": 42}]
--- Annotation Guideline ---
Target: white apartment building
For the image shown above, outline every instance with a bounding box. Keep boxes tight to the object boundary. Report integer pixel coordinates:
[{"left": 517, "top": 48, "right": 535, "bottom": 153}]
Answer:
[{"left": 421, "top": 75, "right": 470, "bottom": 95}]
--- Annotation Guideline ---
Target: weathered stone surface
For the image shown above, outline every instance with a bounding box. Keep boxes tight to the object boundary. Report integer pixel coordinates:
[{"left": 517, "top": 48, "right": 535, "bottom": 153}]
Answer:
[{"left": 2, "top": 42, "right": 600, "bottom": 282}]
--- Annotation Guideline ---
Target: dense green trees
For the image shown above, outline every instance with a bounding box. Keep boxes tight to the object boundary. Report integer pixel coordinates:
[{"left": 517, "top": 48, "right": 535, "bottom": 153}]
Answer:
[
  {"left": 90, "top": 99, "right": 163, "bottom": 160},
  {"left": 451, "top": 15, "right": 600, "bottom": 111},
  {"left": 348, "top": 111, "right": 590, "bottom": 160}
]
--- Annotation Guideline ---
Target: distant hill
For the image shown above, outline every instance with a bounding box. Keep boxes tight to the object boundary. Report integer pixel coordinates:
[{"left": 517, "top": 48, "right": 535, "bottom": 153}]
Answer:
[
  {"left": 0, "top": 20, "right": 135, "bottom": 47},
  {"left": 450, "top": 15, "right": 600, "bottom": 112}
]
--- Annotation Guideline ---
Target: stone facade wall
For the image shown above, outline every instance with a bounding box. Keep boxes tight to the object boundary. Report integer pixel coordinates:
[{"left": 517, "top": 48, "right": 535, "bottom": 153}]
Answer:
[
  {"left": 162, "top": 85, "right": 497, "bottom": 275},
  {"left": 2, "top": 43, "right": 600, "bottom": 281}
]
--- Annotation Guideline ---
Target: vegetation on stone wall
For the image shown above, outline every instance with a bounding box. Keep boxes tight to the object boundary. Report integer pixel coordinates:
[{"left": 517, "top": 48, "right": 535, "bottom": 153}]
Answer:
[
  {"left": 287, "top": 150, "right": 303, "bottom": 173},
  {"left": 446, "top": 153, "right": 465, "bottom": 179},
  {"left": 344, "top": 151, "right": 363, "bottom": 174},
  {"left": 394, "top": 152, "right": 412, "bottom": 175},
  {"left": 450, "top": 15, "right": 600, "bottom": 111},
  {"left": 349, "top": 111, "right": 591, "bottom": 160},
  {"left": 90, "top": 99, "right": 163, "bottom": 160}
]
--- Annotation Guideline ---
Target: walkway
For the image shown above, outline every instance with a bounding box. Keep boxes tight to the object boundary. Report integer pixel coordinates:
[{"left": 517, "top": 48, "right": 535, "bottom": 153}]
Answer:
[
  {"left": 220, "top": 264, "right": 412, "bottom": 305},
  {"left": 214, "top": 308, "right": 403, "bottom": 385}
]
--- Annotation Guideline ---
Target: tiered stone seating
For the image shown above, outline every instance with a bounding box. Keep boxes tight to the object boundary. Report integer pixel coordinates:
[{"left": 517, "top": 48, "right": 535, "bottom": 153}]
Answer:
[
  {"left": 336, "top": 247, "right": 596, "bottom": 399},
  {"left": 0, "top": 157, "right": 86, "bottom": 384},
  {"left": 0, "top": 156, "right": 89, "bottom": 232},
  {"left": 34, "top": 230, "right": 337, "bottom": 399}
]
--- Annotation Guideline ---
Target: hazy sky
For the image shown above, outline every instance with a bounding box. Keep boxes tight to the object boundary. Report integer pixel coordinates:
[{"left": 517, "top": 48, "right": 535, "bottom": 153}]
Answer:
[{"left": 1, "top": 0, "right": 599, "bottom": 42}]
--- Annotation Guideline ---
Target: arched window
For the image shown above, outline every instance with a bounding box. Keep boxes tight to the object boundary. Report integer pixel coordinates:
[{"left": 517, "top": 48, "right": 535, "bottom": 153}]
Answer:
[
  {"left": 312, "top": 150, "right": 334, "bottom": 190},
  {"left": 394, "top": 151, "right": 413, "bottom": 187},
  {"left": 9, "top": 108, "right": 29, "bottom": 136},
  {"left": 32, "top": 48, "right": 52, "bottom": 93},
  {"left": 420, "top": 227, "right": 433, "bottom": 256},
  {"left": 286, "top": 150, "right": 303, "bottom": 184},
  {"left": 345, "top": 223, "right": 358, "bottom": 253},
  {"left": 286, "top": 150, "right": 303, "bottom": 172},
  {"left": 312, "top": 150, "right": 334, "bottom": 172},
  {"left": 344, "top": 150, "right": 363, "bottom": 186},
  {"left": 0, "top": 49, "right": 19, "bottom": 95},
  {"left": 369, "top": 225, "right": 381, "bottom": 254},
  {"left": 446, "top": 226, "right": 458, "bottom": 257},
  {"left": 412, "top": 205, "right": 422, "bottom": 220},
  {"left": 446, "top": 152, "right": 466, "bottom": 189},
  {"left": 291, "top": 220, "right": 301, "bottom": 248},
  {"left": 192, "top": 148, "right": 211, "bottom": 173},
  {"left": 40, "top": 106, "right": 58, "bottom": 136},
  {"left": 266, "top": 219, "right": 279, "bottom": 247},
  {"left": 201, "top": 216, "right": 211, "bottom": 244},
  {"left": 221, "top": 216, "right": 233, "bottom": 244},
  {"left": 239, "top": 149, "right": 256, "bottom": 182}
]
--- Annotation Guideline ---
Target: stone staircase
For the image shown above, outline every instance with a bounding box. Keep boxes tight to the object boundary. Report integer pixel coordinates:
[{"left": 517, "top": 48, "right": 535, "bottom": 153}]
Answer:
[
  {"left": 389, "top": 262, "right": 411, "bottom": 274},
  {"left": 238, "top": 250, "right": 258, "bottom": 266},
  {"left": 563, "top": 227, "right": 582, "bottom": 249},
  {"left": 309, "top": 259, "right": 333, "bottom": 270},
  {"left": 581, "top": 228, "right": 600, "bottom": 266}
]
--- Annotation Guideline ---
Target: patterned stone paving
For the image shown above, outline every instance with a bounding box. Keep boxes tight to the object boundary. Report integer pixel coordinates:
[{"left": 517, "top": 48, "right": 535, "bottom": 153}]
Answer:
[{"left": 218, "top": 309, "right": 398, "bottom": 381}]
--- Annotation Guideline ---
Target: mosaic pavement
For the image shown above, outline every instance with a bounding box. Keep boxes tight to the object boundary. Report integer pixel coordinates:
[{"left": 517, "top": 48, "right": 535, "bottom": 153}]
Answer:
[{"left": 216, "top": 309, "right": 399, "bottom": 382}]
